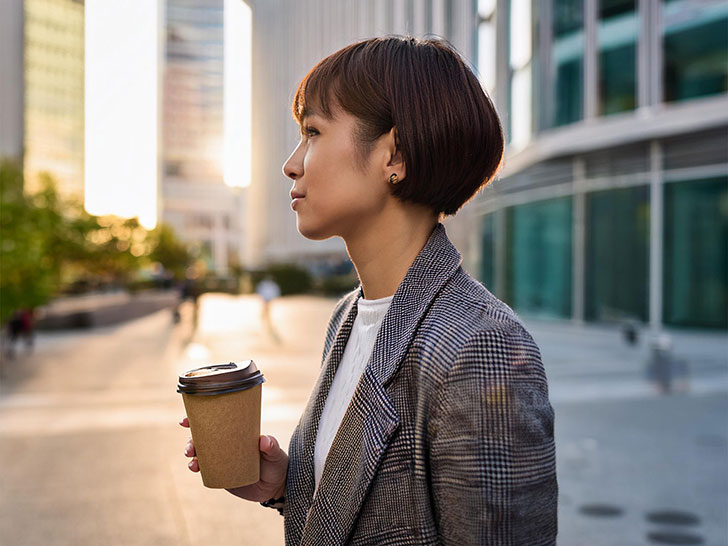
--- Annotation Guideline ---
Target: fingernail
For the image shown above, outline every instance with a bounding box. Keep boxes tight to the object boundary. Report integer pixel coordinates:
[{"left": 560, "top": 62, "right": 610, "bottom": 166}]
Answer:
[{"left": 188, "top": 460, "right": 194, "bottom": 469}]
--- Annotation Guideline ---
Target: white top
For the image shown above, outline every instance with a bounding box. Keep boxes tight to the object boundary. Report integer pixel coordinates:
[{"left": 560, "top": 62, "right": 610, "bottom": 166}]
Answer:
[
  {"left": 256, "top": 279, "right": 280, "bottom": 302},
  {"left": 313, "top": 294, "right": 393, "bottom": 492}
]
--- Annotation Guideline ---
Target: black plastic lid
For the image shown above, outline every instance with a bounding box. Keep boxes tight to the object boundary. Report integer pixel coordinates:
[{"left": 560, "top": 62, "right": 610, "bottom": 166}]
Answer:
[{"left": 177, "top": 360, "right": 265, "bottom": 395}]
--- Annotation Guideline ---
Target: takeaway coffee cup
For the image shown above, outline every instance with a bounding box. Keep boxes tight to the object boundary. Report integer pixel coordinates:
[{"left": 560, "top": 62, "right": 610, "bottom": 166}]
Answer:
[{"left": 178, "top": 360, "right": 265, "bottom": 489}]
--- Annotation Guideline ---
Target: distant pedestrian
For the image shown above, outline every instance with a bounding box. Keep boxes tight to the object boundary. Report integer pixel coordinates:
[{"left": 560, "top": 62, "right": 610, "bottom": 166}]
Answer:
[
  {"left": 19, "top": 308, "right": 34, "bottom": 352},
  {"left": 179, "top": 271, "right": 201, "bottom": 329},
  {"left": 4, "top": 309, "right": 33, "bottom": 360},
  {"left": 256, "top": 276, "right": 281, "bottom": 343},
  {"left": 182, "top": 36, "right": 556, "bottom": 544}
]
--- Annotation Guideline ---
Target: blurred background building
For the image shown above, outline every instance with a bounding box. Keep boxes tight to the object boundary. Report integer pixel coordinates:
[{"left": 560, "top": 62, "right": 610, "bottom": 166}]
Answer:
[
  {"left": 244, "top": 0, "right": 480, "bottom": 272},
  {"left": 2, "top": 0, "right": 725, "bottom": 329},
  {"left": 162, "top": 0, "right": 245, "bottom": 275},
  {"left": 474, "top": 0, "right": 728, "bottom": 330},
  {"left": 0, "top": 0, "right": 85, "bottom": 200},
  {"left": 0, "top": 0, "right": 25, "bottom": 168}
]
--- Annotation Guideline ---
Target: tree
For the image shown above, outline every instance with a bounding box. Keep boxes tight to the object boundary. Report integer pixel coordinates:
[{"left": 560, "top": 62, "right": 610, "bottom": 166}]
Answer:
[
  {"left": 0, "top": 162, "right": 65, "bottom": 323},
  {"left": 148, "top": 223, "right": 192, "bottom": 280}
]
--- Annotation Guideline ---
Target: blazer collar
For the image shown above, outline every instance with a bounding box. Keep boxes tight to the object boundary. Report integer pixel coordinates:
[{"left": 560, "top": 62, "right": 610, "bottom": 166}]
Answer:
[
  {"left": 292, "top": 223, "right": 462, "bottom": 544},
  {"left": 366, "top": 223, "right": 462, "bottom": 387}
]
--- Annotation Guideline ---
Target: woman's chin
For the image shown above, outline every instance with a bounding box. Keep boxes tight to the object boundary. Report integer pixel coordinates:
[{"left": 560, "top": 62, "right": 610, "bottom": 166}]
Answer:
[{"left": 296, "top": 220, "right": 332, "bottom": 241}]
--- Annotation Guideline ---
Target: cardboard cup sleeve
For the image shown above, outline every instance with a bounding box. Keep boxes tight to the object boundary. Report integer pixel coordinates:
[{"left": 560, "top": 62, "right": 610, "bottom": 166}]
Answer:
[{"left": 178, "top": 361, "right": 265, "bottom": 489}]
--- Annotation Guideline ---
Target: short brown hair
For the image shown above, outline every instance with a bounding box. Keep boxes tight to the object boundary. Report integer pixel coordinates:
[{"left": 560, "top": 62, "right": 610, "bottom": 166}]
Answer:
[{"left": 292, "top": 36, "right": 504, "bottom": 216}]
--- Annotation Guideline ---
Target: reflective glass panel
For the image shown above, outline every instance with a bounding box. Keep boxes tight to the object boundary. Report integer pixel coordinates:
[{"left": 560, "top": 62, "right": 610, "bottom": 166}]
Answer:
[
  {"left": 481, "top": 214, "right": 495, "bottom": 291},
  {"left": 586, "top": 185, "right": 650, "bottom": 322},
  {"left": 663, "top": 177, "right": 728, "bottom": 329},
  {"left": 552, "top": 0, "right": 584, "bottom": 127},
  {"left": 663, "top": 2, "right": 728, "bottom": 102},
  {"left": 505, "top": 197, "right": 573, "bottom": 318},
  {"left": 598, "top": 0, "right": 637, "bottom": 115}
]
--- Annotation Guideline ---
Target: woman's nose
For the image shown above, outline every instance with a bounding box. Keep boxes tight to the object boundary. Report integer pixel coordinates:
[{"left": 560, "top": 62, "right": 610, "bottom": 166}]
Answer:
[{"left": 282, "top": 144, "right": 303, "bottom": 180}]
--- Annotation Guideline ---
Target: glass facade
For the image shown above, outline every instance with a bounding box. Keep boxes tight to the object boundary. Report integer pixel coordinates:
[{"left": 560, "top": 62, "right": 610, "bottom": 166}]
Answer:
[
  {"left": 475, "top": 0, "right": 728, "bottom": 329},
  {"left": 481, "top": 213, "right": 495, "bottom": 291},
  {"left": 663, "top": 1, "right": 728, "bottom": 103},
  {"left": 164, "top": 0, "right": 225, "bottom": 183},
  {"left": 585, "top": 186, "right": 649, "bottom": 322},
  {"left": 552, "top": 0, "right": 584, "bottom": 127},
  {"left": 477, "top": 0, "right": 496, "bottom": 94},
  {"left": 598, "top": 0, "right": 637, "bottom": 115},
  {"left": 23, "top": 0, "right": 85, "bottom": 199},
  {"left": 663, "top": 177, "right": 728, "bottom": 329},
  {"left": 505, "top": 197, "right": 572, "bottom": 318},
  {"left": 509, "top": 0, "right": 533, "bottom": 148}
]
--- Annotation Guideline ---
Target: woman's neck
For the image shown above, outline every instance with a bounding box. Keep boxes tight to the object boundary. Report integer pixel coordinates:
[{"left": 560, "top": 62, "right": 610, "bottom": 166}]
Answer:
[{"left": 344, "top": 204, "right": 438, "bottom": 300}]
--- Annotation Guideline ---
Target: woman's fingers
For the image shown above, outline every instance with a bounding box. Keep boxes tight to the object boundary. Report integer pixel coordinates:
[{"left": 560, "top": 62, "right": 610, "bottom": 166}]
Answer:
[
  {"left": 184, "top": 437, "right": 196, "bottom": 457},
  {"left": 259, "top": 435, "right": 283, "bottom": 460},
  {"left": 180, "top": 417, "right": 198, "bottom": 472}
]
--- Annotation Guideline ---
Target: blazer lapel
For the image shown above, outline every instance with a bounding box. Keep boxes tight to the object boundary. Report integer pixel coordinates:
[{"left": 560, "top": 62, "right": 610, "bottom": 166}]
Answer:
[
  {"left": 300, "top": 224, "right": 463, "bottom": 545},
  {"left": 285, "top": 293, "right": 359, "bottom": 544}
]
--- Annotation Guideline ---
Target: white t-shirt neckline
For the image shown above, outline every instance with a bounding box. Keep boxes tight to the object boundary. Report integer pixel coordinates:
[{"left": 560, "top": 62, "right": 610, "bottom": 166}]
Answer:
[{"left": 313, "top": 294, "right": 393, "bottom": 492}]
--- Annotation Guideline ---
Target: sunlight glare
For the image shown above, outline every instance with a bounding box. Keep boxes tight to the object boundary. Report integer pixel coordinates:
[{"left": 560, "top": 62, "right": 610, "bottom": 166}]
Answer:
[
  {"left": 224, "top": 0, "right": 252, "bottom": 188},
  {"left": 84, "top": 0, "right": 162, "bottom": 229}
]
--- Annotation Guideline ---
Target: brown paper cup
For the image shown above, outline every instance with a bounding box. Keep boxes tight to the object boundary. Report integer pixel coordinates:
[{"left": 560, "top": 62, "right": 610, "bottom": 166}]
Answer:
[{"left": 178, "top": 361, "right": 264, "bottom": 489}]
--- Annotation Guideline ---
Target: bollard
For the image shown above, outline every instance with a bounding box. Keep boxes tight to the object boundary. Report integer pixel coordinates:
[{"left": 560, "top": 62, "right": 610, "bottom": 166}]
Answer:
[
  {"left": 645, "top": 334, "right": 689, "bottom": 394},
  {"left": 622, "top": 319, "right": 640, "bottom": 346}
]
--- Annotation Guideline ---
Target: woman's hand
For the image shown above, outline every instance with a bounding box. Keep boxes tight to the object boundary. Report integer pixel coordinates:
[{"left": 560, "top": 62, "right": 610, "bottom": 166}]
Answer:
[{"left": 179, "top": 417, "right": 288, "bottom": 502}]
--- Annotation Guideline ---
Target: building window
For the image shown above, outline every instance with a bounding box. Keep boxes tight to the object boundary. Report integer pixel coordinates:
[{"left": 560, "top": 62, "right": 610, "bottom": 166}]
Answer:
[
  {"left": 477, "top": 0, "right": 497, "bottom": 95},
  {"left": 663, "top": 0, "right": 728, "bottom": 103},
  {"left": 445, "top": 0, "right": 454, "bottom": 39},
  {"left": 481, "top": 213, "right": 495, "bottom": 290},
  {"left": 426, "top": 0, "right": 433, "bottom": 34},
  {"left": 199, "top": 240, "right": 214, "bottom": 269},
  {"left": 552, "top": 0, "right": 585, "bottom": 127},
  {"left": 585, "top": 185, "right": 649, "bottom": 322},
  {"left": 598, "top": 0, "right": 638, "bottom": 115},
  {"left": 663, "top": 177, "right": 728, "bottom": 329},
  {"left": 505, "top": 197, "right": 573, "bottom": 318},
  {"left": 186, "top": 213, "right": 212, "bottom": 230},
  {"left": 509, "top": 0, "right": 533, "bottom": 148}
]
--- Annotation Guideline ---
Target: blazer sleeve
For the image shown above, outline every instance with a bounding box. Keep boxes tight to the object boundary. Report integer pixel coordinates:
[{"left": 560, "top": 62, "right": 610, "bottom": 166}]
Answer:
[{"left": 428, "top": 326, "right": 558, "bottom": 545}]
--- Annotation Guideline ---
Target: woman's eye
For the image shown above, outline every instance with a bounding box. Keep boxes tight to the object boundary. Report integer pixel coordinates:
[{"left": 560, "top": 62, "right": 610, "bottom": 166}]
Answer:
[{"left": 302, "top": 126, "right": 319, "bottom": 137}]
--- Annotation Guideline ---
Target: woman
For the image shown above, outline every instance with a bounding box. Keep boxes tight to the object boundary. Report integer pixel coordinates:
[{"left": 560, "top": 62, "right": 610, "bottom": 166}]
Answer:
[{"left": 182, "top": 36, "right": 557, "bottom": 545}]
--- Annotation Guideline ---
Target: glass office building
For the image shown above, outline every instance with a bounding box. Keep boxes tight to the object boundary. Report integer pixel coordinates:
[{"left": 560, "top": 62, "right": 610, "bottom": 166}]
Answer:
[
  {"left": 161, "top": 0, "right": 244, "bottom": 273},
  {"left": 475, "top": 0, "right": 727, "bottom": 329},
  {"left": 23, "top": 0, "right": 85, "bottom": 199}
]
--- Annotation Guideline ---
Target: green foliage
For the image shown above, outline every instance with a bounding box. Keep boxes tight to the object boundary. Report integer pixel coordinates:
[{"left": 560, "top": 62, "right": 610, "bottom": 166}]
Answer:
[
  {"left": 258, "top": 263, "right": 313, "bottom": 295},
  {"left": 148, "top": 223, "right": 192, "bottom": 280},
  {"left": 0, "top": 162, "right": 66, "bottom": 323},
  {"left": 81, "top": 216, "right": 149, "bottom": 283},
  {"left": 317, "top": 273, "right": 359, "bottom": 297},
  {"left": 0, "top": 162, "right": 194, "bottom": 323}
]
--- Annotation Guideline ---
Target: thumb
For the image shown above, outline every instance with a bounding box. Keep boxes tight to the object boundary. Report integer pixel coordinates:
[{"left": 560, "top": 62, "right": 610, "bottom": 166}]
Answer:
[{"left": 260, "top": 435, "right": 283, "bottom": 459}]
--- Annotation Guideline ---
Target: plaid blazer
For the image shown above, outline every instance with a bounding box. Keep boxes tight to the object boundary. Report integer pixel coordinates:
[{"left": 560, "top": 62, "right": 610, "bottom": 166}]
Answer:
[{"left": 284, "top": 224, "right": 557, "bottom": 545}]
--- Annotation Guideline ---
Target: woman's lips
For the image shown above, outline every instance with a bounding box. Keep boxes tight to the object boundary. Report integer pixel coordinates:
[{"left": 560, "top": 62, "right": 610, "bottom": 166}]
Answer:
[{"left": 290, "top": 191, "right": 305, "bottom": 210}]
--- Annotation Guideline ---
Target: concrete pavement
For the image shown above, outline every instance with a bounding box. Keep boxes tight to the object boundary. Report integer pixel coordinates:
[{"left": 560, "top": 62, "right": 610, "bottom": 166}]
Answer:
[
  {"left": 0, "top": 292, "right": 725, "bottom": 545},
  {"left": 0, "top": 295, "right": 333, "bottom": 546}
]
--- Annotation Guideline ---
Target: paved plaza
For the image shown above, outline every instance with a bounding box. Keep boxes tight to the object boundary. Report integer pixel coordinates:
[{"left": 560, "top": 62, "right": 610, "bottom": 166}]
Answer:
[{"left": 0, "top": 293, "right": 726, "bottom": 545}]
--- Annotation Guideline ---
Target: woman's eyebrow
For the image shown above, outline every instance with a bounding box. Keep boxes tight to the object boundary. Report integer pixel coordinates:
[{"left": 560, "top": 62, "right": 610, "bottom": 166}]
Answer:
[{"left": 303, "top": 112, "right": 322, "bottom": 122}]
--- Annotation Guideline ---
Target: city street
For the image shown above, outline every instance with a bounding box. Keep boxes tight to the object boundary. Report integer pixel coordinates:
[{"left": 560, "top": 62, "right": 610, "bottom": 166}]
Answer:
[{"left": 0, "top": 294, "right": 726, "bottom": 545}]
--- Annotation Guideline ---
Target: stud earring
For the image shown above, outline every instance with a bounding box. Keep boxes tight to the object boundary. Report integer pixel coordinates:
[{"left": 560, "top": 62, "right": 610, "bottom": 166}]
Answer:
[{"left": 389, "top": 173, "right": 398, "bottom": 185}]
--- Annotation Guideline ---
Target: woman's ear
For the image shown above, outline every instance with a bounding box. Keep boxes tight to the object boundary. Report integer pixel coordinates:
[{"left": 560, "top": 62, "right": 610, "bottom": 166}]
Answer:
[{"left": 384, "top": 127, "right": 406, "bottom": 181}]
